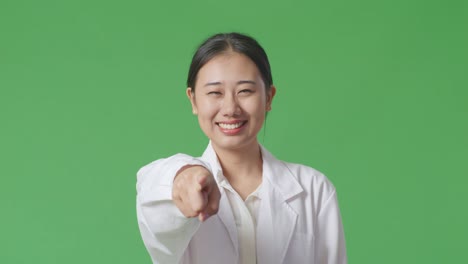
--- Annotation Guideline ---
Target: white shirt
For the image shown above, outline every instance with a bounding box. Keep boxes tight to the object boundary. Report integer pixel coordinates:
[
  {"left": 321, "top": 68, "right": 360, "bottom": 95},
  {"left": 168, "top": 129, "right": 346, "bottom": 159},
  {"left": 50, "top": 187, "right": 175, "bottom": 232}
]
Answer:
[{"left": 216, "top": 171, "right": 262, "bottom": 264}]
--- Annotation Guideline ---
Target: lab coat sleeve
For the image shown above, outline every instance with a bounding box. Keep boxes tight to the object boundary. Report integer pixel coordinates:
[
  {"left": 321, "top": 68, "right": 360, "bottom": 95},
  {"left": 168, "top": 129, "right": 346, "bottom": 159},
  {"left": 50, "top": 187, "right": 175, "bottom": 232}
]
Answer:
[
  {"left": 316, "top": 189, "right": 347, "bottom": 264},
  {"left": 136, "top": 154, "right": 211, "bottom": 264}
]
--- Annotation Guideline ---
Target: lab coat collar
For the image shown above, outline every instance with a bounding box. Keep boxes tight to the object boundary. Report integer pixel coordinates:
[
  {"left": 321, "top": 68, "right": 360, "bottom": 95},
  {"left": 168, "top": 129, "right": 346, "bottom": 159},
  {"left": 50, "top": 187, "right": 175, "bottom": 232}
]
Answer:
[
  {"left": 201, "top": 141, "right": 303, "bottom": 202},
  {"left": 201, "top": 141, "right": 303, "bottom": 263}
]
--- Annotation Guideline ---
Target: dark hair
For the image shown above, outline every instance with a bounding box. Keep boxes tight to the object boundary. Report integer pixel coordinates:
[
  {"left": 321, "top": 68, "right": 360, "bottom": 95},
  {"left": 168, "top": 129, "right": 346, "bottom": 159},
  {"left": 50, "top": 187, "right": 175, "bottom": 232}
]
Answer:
[{"left": 187, "top": 32, "right": 273, "bottom": 91}]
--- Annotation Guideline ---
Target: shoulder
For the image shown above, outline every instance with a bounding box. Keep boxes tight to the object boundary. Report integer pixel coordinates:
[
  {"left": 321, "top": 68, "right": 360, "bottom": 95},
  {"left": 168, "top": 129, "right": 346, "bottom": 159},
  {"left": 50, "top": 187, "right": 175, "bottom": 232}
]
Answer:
[
  {"left": 136, "top": 153, "right": 210, "bottom": 195},
  {"left": 283, "top": 161, "right": 335, "bottom": 191},
  {"left": 137, "top": 154, "right": 196, "bottom": 180},
  {"left": 278, "top": 160, "right": 337, "bottom": 210},
  {"left": 261, "top": 145, "right": 336, "bottom": 200}
]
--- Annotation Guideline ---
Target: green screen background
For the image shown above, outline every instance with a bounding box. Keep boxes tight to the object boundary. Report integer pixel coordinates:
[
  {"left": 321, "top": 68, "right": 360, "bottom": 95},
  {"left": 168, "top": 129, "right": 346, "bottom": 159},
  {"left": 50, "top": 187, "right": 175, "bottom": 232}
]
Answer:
[{"left": 1, "top": 0, "right": 467, "bottom": 263}]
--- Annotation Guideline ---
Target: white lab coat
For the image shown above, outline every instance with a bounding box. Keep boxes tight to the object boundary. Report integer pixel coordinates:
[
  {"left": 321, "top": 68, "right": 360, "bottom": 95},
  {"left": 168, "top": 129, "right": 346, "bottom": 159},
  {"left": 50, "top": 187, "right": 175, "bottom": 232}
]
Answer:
[{"left": 136, "top": 142, "right": 347, "bottom": 264}]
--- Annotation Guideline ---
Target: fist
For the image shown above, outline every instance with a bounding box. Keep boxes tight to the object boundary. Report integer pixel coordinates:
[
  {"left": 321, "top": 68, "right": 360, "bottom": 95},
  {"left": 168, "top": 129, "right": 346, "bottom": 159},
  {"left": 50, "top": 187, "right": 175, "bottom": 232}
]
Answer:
[{"left": 172, "top": 165, "right": 221, "bottom": 222}]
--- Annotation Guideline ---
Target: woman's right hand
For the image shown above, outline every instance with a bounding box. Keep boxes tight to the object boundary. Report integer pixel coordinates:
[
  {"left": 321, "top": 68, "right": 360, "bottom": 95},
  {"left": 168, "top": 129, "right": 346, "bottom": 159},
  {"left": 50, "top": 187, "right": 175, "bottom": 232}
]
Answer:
[{"left": 172, "top": 165, "right": 221, "bottom": 222}]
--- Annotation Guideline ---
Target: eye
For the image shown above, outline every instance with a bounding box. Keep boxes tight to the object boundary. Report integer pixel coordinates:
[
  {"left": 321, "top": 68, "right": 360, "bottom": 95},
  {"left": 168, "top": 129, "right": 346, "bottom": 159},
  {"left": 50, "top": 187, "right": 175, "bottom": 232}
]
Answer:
[
  {"left": 207, "top": 91, "right": 222, "bottom": 95},
  {"left": 239, "top": 89, "right": 253, "bottom": 94}
]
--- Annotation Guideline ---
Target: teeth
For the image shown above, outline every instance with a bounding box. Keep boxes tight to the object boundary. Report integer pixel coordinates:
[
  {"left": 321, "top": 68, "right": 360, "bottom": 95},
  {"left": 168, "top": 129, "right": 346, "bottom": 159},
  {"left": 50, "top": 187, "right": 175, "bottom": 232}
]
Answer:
[{"left": 218, "top": 122, "right": 244, "bottom": 130}]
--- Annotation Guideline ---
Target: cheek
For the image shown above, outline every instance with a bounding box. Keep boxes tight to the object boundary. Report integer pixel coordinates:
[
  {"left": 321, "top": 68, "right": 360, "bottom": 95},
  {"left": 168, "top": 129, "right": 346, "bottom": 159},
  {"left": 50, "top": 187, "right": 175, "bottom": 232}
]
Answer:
[
  {"left": 196, "top": 101, "right": 218, "bottom": 120},
  {"left": 244, "top": 98, "right": 267, "bottom": 117}
]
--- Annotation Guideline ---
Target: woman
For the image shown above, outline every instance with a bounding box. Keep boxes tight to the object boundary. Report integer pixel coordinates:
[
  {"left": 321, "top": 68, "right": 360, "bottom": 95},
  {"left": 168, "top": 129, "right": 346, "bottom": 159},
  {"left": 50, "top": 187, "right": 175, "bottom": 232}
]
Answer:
[{"left": 136, "top": 33, "right": 347, "bottom": 264}]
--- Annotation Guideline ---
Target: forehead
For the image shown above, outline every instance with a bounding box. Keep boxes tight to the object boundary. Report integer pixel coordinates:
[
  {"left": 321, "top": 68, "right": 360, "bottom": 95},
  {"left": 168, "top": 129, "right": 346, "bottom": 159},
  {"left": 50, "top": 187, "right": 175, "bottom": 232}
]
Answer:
[{"left": 196, "top": 52, "right": 261, "bottom": 83}]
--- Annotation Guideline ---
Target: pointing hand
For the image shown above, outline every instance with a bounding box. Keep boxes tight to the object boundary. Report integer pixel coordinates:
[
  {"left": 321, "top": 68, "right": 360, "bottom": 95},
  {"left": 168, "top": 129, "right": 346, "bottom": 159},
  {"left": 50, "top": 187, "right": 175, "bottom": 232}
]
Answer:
[{"left": 172, "top": 165, "right": 221, "bottom": 222}]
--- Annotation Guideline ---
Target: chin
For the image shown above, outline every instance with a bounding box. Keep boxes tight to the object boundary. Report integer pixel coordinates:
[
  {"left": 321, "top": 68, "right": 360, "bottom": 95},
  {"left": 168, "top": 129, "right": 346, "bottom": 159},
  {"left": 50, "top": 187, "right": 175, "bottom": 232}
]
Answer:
[{"left": 210, "top": 136, "right": 258, "bottom": 151}]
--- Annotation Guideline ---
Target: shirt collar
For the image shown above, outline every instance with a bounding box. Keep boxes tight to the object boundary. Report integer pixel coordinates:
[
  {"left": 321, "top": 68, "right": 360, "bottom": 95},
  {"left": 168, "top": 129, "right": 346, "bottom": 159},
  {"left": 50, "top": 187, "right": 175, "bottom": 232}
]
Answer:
[{"left": 201, "top": 141, "right": 303, "bottom": 202}]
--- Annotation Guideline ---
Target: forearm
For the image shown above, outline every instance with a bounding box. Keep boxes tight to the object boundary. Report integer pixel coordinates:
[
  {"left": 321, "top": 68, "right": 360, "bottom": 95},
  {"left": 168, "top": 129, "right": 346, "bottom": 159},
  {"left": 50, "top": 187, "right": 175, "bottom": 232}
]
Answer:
[
  {"left": 137, "top": 195, "right": 199, "bottom": 263},
  {"left": 136, "top": 154, "right": 210, "bottom": 263}
]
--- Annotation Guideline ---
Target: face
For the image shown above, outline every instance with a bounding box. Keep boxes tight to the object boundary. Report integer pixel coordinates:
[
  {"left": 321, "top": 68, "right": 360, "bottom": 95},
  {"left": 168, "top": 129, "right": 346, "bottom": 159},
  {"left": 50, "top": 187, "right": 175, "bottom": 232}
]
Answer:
[{"left": 187, "top": 52, "right": 276, "bottom": 152}]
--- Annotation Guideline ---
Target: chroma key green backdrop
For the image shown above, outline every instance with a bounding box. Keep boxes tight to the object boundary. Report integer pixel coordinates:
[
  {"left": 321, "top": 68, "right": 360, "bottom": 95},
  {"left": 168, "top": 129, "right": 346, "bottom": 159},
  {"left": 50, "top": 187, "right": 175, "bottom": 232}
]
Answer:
[{"left": 1, "top": 0, "right": 467, "bottom": 263}]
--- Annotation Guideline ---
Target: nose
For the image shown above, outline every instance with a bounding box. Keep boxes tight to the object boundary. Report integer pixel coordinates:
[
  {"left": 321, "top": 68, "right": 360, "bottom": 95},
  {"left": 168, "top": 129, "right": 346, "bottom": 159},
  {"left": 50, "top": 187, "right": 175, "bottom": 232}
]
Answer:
[{"left": 221, "top": 94, "right": 241, "bottom": 117}]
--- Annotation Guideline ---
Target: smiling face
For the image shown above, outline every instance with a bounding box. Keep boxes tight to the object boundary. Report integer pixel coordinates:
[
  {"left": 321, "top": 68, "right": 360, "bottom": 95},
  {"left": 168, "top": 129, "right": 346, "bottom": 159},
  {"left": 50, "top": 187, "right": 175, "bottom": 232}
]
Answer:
[{"left": 187, "top": 52, "right": 275, "bottom": 152}]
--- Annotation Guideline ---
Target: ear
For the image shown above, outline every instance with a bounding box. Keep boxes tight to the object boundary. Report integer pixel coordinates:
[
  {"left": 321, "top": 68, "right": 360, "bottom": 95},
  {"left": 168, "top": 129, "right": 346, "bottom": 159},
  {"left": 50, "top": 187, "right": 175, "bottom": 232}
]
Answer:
[
  {"left": 266, "top": 85, "right": 276, "bottom": 111},
  {"left": 186, "top": 87, "right": 198, "bottom": 115}
]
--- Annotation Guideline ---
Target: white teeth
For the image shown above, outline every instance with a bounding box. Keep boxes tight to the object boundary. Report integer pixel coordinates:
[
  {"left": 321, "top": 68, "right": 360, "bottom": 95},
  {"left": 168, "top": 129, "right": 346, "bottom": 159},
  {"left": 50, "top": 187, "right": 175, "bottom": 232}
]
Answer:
[{"left": 218, "top": 122, "right": 244, "bottom": 130}]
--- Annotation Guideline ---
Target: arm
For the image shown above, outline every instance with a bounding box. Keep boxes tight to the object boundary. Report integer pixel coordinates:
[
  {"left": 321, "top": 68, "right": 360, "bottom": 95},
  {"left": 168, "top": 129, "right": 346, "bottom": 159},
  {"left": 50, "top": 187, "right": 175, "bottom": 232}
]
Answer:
[
  {"left": 136, "top": 154, "right": 210, "bottom": 263},
  {"left": 316, "top": 189, "right": 347, "bottom": 264}
]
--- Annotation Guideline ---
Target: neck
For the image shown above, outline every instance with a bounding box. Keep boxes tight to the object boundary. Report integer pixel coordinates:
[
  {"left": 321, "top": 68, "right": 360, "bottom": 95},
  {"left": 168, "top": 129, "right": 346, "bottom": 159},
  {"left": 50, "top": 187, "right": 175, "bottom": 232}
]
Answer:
[{"left": 211, "top": 140, "right": 263, "bottom": 181}]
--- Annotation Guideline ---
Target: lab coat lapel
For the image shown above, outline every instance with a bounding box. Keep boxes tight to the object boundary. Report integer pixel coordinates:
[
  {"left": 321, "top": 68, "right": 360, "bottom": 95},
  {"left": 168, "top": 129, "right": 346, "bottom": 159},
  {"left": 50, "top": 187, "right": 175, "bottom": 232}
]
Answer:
[
  {"left": 257, "top": 146, "right": 303, "bottom": 264},
  {"left": 201, "top": 142, "right": 303, "bottom": 263}
]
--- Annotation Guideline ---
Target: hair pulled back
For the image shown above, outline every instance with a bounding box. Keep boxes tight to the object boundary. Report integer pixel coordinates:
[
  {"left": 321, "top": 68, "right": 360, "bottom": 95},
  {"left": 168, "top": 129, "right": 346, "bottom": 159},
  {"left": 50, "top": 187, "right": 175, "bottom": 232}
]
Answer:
[{"left": 187, "top": 32, "right": 273, "bottom": 91}]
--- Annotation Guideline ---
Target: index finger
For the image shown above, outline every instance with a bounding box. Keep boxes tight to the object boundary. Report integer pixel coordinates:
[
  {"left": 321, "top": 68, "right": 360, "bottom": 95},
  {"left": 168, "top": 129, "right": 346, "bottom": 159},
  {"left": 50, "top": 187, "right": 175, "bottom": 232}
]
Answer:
[{"left": 195, "top": 172, "right": 211, "bottom": 191}]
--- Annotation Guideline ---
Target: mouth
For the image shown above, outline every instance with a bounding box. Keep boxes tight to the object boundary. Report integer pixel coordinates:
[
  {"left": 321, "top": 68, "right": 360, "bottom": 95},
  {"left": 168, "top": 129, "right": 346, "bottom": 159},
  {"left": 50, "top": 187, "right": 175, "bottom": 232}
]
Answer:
[{"left": 216, "top": 121, "right": 247, "bottom": 130}]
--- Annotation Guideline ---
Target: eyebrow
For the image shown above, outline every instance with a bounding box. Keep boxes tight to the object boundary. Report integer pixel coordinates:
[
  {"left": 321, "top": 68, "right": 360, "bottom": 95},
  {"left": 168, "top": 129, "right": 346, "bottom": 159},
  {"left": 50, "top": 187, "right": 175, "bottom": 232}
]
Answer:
[{"left": 203, "top": 80, "right": 257, "bottom": 87}]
